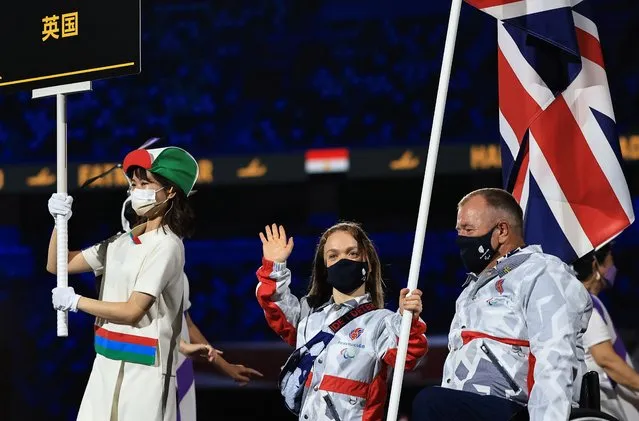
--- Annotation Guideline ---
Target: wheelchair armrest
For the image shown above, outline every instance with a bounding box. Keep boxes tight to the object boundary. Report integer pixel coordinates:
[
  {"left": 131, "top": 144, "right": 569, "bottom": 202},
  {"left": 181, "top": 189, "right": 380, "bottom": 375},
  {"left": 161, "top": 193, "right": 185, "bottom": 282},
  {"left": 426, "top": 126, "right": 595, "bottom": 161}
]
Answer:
[
  {"left": 569, "top": 408, "right": 619, "bottom": 421},
  {"left": 580, "top": 371, "right": 601, "bottom": 410},
  {"left": 511, "top": 372, "right": 617, "bottom": 421}
]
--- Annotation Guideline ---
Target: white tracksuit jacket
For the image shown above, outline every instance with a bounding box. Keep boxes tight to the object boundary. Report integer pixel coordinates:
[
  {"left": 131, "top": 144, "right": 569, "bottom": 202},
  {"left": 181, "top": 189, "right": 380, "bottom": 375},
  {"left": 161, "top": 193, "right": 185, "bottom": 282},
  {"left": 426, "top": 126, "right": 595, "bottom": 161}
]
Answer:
[
  {"left": 442, "top": 245, "right": 593, "bottom": 421},
  {"left": 256, "top": 258, "right": 428, "bottom": 421}
]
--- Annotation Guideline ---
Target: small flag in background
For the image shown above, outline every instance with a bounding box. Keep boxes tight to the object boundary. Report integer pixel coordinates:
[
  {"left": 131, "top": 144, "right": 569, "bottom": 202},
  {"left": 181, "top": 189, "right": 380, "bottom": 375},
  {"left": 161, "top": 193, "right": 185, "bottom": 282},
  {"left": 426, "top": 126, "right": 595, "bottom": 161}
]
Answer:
[{"left": 304, "top": 148, "right": 350, "bottom": 174}]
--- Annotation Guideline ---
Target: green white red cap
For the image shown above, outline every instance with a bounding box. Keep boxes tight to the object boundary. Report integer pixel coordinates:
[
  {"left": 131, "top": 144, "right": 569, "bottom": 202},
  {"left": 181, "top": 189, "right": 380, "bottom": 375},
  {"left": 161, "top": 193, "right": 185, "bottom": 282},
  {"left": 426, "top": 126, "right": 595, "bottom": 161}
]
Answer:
[{"left": 123, "top": 147, "right": 199, "bottom": 195}]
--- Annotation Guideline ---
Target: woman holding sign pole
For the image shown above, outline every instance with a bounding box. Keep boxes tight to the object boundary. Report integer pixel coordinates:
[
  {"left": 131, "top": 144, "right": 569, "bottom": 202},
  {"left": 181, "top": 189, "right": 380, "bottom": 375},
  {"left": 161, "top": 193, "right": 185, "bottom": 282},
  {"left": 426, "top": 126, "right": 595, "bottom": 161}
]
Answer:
[{"left": 46, "top": 146, "right": 213, "bottom": 421}]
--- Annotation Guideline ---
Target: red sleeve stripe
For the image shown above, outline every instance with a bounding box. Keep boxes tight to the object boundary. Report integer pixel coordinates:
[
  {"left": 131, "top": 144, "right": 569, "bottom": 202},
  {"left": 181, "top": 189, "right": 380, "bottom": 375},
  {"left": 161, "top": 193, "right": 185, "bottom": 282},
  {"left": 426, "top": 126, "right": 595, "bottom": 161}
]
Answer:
[
  {"left": 255, "top": 258, "right": 297, "bottom": 347},
  {"left": 383, "top": 318, "right": 428, "bottom": 370}
]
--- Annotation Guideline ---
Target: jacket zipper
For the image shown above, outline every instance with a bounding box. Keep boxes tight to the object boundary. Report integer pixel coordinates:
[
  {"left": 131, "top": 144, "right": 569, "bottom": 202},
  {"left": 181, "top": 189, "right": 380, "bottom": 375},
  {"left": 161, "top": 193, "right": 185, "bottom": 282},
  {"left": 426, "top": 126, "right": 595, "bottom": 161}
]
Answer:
[
  {"left": 323, "top": 394, "right": 342, "bottom": 421},
  {"left": 480, "top": 341, "right": 521, "bottom": 393}
]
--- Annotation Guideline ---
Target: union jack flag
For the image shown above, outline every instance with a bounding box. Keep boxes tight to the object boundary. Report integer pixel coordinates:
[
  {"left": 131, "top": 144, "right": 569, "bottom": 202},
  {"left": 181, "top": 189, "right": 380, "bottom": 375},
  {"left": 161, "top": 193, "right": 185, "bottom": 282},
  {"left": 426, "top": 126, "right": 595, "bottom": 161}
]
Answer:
[{"left": 466, "top": 0, "right": 634, "bottom": 263}]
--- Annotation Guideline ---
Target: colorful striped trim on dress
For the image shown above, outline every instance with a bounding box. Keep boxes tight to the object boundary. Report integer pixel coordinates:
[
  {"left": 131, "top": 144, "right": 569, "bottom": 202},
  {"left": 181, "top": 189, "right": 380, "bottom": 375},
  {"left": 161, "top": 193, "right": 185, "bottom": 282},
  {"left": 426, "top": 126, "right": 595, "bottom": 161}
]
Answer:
[
  {"left": 94, "top": 326, "right": 157, "bottom": 366},
  {"left": 129, "top": 232, "right": 142, "bottom": 245}
]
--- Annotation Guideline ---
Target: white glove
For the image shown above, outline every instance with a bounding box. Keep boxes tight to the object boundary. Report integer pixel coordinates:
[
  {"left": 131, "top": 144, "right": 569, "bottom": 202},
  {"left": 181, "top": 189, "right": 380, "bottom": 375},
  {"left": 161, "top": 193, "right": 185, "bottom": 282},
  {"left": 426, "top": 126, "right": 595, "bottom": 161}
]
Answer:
[
  {"left": 52, "top": 286, "right": 81, "bottom": 312},
  {"left": 48, "top": 193, "right": 73, "bottom": 223}
]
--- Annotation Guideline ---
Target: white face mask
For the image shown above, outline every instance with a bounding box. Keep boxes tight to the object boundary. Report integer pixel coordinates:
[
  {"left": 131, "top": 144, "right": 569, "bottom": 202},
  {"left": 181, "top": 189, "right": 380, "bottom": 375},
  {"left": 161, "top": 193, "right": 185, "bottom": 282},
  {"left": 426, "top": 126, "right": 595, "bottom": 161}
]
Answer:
[{"left": 130, "top": 187, "right": 164, "bottom": 216}]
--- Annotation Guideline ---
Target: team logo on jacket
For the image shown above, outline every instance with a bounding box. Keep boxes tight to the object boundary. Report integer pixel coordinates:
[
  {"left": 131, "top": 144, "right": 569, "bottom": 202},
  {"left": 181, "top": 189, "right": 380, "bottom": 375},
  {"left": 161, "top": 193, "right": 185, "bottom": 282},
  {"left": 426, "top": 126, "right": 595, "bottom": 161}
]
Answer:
[
  {"left": 341, "top": 348, "right": 356, "bottom": 359},
  {"left": 349, "top": 327, "right": 364, "bottom": 340},
  {"left": 495, "top": 279, "right": 504, "bottom": 294}
]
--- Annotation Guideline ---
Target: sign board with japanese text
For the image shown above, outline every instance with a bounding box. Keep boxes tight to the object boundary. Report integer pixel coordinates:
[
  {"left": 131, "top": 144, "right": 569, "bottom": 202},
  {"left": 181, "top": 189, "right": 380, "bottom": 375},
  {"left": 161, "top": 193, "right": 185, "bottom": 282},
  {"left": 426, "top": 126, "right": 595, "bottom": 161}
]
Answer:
[{"left": 0, "top": 0, "right": 140, "bottom": 92}]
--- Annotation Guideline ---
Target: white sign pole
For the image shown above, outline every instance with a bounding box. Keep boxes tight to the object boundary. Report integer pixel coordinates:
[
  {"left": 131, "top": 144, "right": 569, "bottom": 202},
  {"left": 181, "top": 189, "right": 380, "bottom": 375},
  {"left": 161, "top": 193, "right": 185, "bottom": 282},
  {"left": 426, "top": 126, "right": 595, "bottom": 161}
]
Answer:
[{"left": 33, "top": 81, "right": 92, "bottom": 337}]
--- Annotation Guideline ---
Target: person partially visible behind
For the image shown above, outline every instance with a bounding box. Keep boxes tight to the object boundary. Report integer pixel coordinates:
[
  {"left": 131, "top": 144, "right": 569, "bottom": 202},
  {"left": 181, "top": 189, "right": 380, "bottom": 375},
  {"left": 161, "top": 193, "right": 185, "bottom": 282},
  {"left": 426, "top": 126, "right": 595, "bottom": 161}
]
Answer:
[{"left": 573, "top": 244, "right": 639, "bottom": 421}]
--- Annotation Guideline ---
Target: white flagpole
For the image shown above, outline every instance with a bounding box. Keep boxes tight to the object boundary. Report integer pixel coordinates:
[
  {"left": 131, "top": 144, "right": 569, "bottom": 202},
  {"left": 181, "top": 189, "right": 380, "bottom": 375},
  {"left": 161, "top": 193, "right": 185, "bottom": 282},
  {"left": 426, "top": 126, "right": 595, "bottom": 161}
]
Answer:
[
  {"left": 33, "top": 81, "right": 92, "bottom": 337},
  {"left": 385, "top": 0, "right": 464, "bottom": 419}
]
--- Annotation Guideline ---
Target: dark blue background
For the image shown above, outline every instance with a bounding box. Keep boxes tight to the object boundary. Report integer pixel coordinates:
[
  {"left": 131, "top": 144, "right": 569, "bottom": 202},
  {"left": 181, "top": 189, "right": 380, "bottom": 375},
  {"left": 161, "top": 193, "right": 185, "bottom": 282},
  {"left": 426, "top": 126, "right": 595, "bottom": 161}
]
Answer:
[{"left": 1, "top": 1, "right": 638, "bottom": 420}]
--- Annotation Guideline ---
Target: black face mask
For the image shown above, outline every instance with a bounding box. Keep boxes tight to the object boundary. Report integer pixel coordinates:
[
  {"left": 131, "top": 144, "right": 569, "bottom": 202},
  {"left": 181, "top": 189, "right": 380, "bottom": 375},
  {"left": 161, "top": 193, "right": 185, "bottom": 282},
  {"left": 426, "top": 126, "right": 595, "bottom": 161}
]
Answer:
[
  {"left": 326, "top": 259, "right": 368, "bottom": 294},
  {"left": 456, "top": 226, "right": 498, "bottom": 274}
]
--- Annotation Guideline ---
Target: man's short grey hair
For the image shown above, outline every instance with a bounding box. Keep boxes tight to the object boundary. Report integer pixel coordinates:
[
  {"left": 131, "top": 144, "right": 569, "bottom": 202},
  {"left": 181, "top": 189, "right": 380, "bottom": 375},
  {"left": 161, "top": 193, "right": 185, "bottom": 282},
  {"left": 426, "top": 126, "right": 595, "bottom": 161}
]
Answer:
[{"left": 459, "top": 188, "right": 524, "bottom": 236}]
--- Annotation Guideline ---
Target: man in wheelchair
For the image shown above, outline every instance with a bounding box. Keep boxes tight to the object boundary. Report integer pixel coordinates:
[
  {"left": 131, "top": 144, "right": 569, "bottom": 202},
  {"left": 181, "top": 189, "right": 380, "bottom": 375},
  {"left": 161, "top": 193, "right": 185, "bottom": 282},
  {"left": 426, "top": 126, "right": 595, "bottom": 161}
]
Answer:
[{"left": 412, "top": 189, "right": 595, "bottom": 421}]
